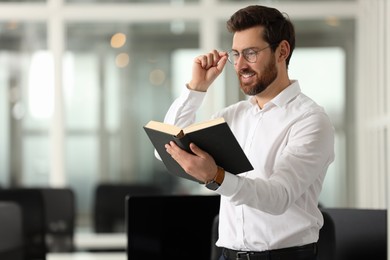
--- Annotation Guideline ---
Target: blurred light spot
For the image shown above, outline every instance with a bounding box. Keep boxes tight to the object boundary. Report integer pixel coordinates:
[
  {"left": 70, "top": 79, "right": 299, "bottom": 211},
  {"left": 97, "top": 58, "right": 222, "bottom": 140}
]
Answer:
[
  {"left": 12, "top": 102, "right": 25, "bottom": 120},
  {"left": 111, "top": 33, "right": 126, "bottom": 48},
  {"left": 6, "top": 21, "right": 18, "bottom": 30},
  {"left": 149, "top": 69, "right": 166, "bottom": 86},
  {"left": 116, "top": 53, "right": 129, "bottom": 68},
  {"left": 325, "top": 16, "right": 340, "bottom": 27}
]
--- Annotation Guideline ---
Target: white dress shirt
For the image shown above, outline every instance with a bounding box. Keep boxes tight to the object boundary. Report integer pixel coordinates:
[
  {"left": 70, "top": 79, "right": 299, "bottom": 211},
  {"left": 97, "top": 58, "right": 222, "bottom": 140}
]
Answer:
[{"left": 163, "top": 80, "right": 335, "bottom": 252}]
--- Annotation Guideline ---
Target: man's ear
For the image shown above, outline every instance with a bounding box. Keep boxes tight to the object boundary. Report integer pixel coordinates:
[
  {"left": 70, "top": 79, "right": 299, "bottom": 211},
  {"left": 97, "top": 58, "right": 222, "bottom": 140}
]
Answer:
[{"left": 277, "top": 40, "right": 290, "bottom": 62}]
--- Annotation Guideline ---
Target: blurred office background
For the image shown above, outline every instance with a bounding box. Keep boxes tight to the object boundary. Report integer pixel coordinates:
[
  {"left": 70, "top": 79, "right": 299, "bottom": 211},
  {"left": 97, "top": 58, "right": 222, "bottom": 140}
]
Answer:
[{"left": 0, "top": 0, "right": 388, "bottom": 232}]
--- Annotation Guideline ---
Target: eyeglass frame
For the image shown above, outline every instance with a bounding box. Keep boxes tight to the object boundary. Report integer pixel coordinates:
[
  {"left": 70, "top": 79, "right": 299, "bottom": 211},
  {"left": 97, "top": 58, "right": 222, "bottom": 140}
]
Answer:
[{"left": 227, "top": 43, "right": 278, "bottom": 64}]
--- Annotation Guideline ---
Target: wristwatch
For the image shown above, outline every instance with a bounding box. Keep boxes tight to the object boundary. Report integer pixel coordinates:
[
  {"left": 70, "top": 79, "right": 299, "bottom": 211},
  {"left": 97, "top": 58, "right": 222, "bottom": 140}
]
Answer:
[{"left": 205, "top": 166, "right": 225, "bottom": 191}]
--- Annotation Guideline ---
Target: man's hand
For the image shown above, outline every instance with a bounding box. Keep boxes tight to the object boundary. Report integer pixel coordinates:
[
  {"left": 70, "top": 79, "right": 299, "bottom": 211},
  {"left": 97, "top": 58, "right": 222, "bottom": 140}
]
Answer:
[
  {"left": 187, "top": 50, "right": 228, "bottom": 92},
  {"left": 165, "top": 141, "right": 218, "bottom": 184}
]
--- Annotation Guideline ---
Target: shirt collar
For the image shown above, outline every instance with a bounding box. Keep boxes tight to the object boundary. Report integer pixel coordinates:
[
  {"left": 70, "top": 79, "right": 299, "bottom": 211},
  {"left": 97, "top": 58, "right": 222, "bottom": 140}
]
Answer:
[
  {"left": 248, "top": 80, "right": 301, "bottom": 109},
  {"left": 271, "top": 80, "right": 301, "bottom": 108}
]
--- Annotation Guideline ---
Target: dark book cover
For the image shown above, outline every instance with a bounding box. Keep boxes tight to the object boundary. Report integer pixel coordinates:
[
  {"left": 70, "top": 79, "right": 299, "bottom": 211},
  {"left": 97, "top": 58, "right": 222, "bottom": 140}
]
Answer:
[{"left": 143, "top": 118, "right": 253, "bottom": 183}]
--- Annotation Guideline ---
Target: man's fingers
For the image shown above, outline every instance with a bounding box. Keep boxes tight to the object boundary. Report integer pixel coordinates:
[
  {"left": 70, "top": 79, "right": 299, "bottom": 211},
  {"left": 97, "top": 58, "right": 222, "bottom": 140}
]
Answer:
[
  {"left": 196, "top": 50, "right": 226, "bottom": 70},
  {"left": 189, "top": 143, "right": 208, "bottom": 159},
  {"left": 165, "top": 141, "right": 189, "bottom": 163},
  {"left": 165, "top": 141, "right": 179, "bottom": 158}
]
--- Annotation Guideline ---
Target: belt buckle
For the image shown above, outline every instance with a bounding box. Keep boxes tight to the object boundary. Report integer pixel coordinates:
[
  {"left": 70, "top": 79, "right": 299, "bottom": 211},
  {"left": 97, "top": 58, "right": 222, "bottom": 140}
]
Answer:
[{"left": 236, "top": 251, "right": 253, "bottom": 260}]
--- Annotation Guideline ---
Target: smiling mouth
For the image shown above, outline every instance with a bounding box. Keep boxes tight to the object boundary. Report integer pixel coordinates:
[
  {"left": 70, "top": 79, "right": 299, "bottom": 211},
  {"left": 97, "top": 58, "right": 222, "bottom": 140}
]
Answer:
[{"left": 240, "top": 71, "right": 256, "bottom": 79}]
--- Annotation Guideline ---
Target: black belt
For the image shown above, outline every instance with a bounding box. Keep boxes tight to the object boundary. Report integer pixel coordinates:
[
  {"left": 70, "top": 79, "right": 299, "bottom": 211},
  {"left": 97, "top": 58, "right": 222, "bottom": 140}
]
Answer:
[{"left": 223, "top": 243, "right": 317, "bottom": 260}]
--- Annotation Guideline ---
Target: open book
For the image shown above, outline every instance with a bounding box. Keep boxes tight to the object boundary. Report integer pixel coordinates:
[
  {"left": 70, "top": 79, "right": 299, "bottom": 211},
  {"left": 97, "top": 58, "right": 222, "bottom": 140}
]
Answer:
[{"left": 143, "top": 117, "right": 253, "bottom": 183}]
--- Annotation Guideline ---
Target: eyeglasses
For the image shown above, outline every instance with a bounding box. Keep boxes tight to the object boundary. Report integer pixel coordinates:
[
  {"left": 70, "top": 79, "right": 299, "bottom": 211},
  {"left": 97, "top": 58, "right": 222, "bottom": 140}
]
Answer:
[{"left": 227, "top": 45, "right": 272, "bottom": 64}]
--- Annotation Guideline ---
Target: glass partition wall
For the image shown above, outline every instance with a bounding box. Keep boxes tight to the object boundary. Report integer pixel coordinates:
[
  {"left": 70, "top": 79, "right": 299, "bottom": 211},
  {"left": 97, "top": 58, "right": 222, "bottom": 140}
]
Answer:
[
  {"left": 0, "top": 22, "right": 48, "bottom": 186},
  {"left": 0, "top": 0, "right": 357, "bottom": 229},
  {"left": 65, "top": 22, "right": 200, "bottom": 219}
]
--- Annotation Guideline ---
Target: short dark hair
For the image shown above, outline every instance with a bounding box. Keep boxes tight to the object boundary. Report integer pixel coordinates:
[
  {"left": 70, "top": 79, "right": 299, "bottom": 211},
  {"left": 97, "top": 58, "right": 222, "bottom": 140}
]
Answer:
[{"left": 226, "top": 5, "right": 295, "bottom": 67}]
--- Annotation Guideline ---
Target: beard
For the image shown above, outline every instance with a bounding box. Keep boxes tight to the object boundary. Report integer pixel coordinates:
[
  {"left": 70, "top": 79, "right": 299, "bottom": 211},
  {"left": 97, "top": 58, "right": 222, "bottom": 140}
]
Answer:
[{"left": 239, "top": 57, "right": 277, "bottom": 96}]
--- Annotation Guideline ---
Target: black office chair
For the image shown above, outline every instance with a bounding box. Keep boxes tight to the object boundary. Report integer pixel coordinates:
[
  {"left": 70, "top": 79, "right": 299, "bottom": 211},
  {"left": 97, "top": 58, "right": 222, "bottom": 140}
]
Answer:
[
  {"left": 41, "top": 188, "right": 75, "bottom": 252},
  {"left": 0, "top": 201, "right": 24, "bottom": 260},
  {"left": 93, "top": 183, "right": 163, "bottom": 233},
  {"left": 0, "top": 188, "right": 47, "bottom": 260},
  {"left": 321, "top": 208, "right": 387, "bottom": 260},
  {"left": 127, "top": 195, "right": 220, "bottom": 260}
]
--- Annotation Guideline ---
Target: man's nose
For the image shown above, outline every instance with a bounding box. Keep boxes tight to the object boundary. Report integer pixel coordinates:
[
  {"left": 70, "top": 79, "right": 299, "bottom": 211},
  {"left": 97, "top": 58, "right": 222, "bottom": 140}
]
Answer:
[{"left": 235, "top": 55, "right": 248, "bottom": 69}]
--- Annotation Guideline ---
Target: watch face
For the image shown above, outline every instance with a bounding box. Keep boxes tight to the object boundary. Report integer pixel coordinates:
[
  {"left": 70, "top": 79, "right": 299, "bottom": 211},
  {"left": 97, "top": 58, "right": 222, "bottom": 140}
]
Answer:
[{"left": 206, "top": 180, "right": 220, "bottom": 191}]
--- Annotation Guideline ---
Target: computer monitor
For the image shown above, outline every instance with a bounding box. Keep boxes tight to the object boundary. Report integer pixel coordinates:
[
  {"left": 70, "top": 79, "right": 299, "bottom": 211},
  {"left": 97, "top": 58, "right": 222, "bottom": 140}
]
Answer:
[{"left": 126, "top": 195, "right": 220, "bottom": 260}]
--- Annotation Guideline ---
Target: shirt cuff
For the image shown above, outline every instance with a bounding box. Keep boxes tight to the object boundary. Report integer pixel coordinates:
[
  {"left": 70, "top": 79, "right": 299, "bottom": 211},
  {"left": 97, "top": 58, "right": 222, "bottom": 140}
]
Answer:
[
  {"left": 215, "top": 171, "right": 240, "bottom": 197},
  {"left": 177, "top": 87, "right": 207, "bottom": 108}
]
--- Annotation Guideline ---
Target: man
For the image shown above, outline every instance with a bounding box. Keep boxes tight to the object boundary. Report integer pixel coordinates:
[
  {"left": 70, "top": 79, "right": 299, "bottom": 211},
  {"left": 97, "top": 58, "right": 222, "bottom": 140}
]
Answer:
[{"left": 163, "top": 5, "right": 334, "bottom": 260}]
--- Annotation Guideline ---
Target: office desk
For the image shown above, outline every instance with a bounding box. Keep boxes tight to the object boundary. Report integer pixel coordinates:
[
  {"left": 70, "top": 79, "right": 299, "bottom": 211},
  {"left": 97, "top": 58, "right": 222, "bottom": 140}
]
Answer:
[
  {"left": 47, "top": 252, "right": 126, "bottom": 260},
  {"left": 74, "top": 233, "right": 127, "bottom": 251}
]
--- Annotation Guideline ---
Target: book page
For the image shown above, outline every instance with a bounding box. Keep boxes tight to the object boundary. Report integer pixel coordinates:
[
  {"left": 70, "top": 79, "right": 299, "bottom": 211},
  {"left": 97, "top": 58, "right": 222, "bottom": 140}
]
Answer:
[
  {"left": 144, "top": 121, "right": 182, "bottom": 136},
  {"left": 183, "top": 117, "right": 225, "bottom": 134}
]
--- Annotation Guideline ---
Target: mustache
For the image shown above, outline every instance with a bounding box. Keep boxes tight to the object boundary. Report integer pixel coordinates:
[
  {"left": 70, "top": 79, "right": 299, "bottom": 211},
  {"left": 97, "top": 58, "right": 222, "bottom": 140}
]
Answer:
[{"left": 239, "top": 68, "right": 255, "bottom": 75}]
